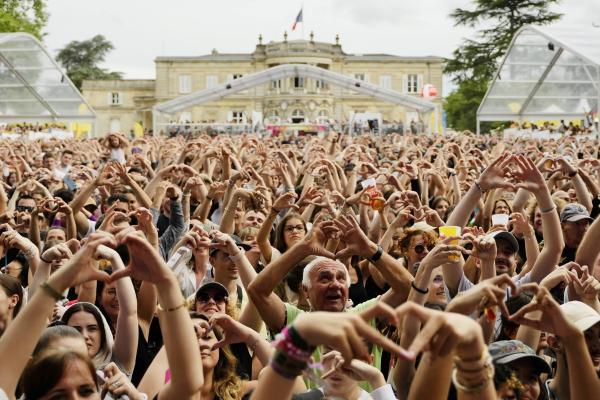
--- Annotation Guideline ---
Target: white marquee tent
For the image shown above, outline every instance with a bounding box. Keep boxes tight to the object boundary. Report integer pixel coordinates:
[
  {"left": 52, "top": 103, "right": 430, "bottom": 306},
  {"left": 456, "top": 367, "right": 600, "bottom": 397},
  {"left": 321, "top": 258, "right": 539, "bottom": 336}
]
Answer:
[
  {"left": 477, "top": 24, "right": 600, "bottom": 134},
  {"left": 153, "top": 63, "right": 441, "bottom": 134},
  {"left": 0, "top": 33, "right": 95, "bottom": 126}
]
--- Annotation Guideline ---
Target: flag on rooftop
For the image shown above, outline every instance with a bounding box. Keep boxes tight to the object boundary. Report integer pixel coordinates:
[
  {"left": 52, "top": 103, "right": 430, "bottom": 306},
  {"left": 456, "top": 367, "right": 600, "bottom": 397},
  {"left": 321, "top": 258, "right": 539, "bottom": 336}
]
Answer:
[{"left": 292, "top": 8, "right": 303, "bottom": 31}]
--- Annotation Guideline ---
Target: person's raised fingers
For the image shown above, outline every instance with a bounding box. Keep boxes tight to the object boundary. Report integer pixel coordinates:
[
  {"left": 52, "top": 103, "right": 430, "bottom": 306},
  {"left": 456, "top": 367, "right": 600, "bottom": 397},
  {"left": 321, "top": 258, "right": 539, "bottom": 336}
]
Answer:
[{"left": 358, "top": 302, "right": 398, "bottom": 326}]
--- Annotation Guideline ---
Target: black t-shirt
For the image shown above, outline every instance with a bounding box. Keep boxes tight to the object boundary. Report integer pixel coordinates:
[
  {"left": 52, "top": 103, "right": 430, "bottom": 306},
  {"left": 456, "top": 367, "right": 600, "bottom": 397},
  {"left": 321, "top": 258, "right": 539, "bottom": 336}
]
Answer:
[
  {"left": 560, "top": 245, "right": 577, "bottom": 264},
  {"left": 131, "top": 318, "right": 164, "bottom": 386},
  {"left": 349, "top": 264, "right": 369, "bottom": 306}
]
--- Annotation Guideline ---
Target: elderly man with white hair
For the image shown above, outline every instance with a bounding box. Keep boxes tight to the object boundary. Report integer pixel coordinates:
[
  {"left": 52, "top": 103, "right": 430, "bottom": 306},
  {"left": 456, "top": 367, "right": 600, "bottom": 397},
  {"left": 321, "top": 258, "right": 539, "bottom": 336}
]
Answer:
[{"left": 247, "top": 216, "right": 413, "bottom": 373}]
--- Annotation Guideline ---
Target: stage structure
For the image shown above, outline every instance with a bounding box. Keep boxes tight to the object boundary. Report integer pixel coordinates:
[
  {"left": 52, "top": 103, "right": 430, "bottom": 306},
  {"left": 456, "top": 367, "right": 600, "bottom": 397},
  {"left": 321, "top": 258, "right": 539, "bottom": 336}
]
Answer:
[
  {"left": 0, "top": 33, "right": 96, "bottom": 136},
  {"left": 477, "top": 25, "right": 600, "bottom": 134},
  {"left": 153, "top": 64, "right": 441, "bottom": 135}
]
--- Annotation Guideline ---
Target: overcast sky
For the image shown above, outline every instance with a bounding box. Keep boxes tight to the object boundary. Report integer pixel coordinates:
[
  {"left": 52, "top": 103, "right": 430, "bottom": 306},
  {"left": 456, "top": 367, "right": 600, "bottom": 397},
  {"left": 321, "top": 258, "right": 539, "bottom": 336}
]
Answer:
[{"left": 44, "top": 0, "right": 600, "bottom": 91}]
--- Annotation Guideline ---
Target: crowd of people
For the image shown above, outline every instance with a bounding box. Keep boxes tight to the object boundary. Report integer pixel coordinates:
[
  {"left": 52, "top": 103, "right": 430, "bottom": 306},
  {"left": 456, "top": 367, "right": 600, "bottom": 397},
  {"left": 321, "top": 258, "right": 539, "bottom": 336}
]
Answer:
[
  {"left": 0, "top": 129, "right": 599, "bottom": 400},
  {"left": 0, "top": 123, "right": 70, "bottom": 135}
]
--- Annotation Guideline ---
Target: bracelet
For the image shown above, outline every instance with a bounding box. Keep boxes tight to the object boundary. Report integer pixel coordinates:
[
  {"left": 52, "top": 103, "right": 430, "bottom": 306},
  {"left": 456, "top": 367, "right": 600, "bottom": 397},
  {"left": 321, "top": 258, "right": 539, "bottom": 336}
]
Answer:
[
  {"left": 452, "top": 353, "right": 494, "bottom": 393},
  {"left": 474, "top": 181, "right": 487, "bottom": 193},
  {"left": 40, "top": 281, "right": 64, "bottom": 301},
  {"left": 367, "top": 244, "right": 384, "bottom": 263},
  {"left": 452, "top": 366, "right": 494, "bottom": 393},
  {"left": 157, "top": 299, "right": 187, "bottom": 312},
  {"left": 453, "top": 345, "right": 489, "bottom": 369},
  {"left": 287, "top": 325, "right": 313, "bottom": 351},
  {"left": 270, "top": 348, "right": 309, "bottom": 379},
  {"left": 40, "top": 254, "right": 53, "bottom": 264},
  {"left": 539, "top": 205, "right": 556, "bottom": 214},
  {"left": 411, "top": 280, "right": 429, "bottom": 294}
]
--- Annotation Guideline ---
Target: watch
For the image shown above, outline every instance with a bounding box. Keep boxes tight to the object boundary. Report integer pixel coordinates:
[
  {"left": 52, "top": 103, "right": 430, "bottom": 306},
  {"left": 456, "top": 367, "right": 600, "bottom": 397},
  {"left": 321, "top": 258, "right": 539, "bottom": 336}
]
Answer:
[{"left": 367, "top": 244, "right": 384, "bottom": 263}]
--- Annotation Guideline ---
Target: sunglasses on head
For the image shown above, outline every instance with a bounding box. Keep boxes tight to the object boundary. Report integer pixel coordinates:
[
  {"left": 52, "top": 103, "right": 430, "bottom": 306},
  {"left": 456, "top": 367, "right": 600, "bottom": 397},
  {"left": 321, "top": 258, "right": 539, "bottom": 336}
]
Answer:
[
  {"left": 196, "top": 292, "right": 228, "bottom": 304},
  {"left": 414, "top": 244, "right": 433, "bottom": 254}
]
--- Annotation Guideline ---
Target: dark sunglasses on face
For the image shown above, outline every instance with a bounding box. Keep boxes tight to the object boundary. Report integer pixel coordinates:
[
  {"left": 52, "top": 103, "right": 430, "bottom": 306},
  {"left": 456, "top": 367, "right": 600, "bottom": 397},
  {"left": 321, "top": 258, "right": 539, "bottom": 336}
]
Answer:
[
  {"left": 414, "top": 244, "right": 433, "bottom": 254},
  {"left": 196, "top": 292, "right": 228, "bottom": 304},
  {"left": 16, "top": 205, "right": 34, "bottom": 213}
]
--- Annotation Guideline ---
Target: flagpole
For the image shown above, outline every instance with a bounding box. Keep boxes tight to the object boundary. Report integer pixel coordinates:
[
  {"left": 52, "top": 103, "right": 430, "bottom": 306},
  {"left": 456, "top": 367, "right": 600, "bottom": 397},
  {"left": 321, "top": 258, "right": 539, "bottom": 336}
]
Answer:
[{"left": 301, "top": 2, "right": 304, "bottom": 40}]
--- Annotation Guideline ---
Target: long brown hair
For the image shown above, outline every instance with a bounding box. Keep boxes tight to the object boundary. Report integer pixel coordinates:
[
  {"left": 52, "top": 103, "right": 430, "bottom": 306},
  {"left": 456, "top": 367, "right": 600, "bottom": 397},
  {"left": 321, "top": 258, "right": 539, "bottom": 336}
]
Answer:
[
  {"left": 190, "top": 312, "right": 242, "bottom": 400},
  {"left": 274, "top": 212, "right": 307, "bottom": 253},
  {"left": 20, "top": 348, "right": 97, "bottom": 399},
  {"left": 0, "top": 274, "right": 23, "bottom": 317}
]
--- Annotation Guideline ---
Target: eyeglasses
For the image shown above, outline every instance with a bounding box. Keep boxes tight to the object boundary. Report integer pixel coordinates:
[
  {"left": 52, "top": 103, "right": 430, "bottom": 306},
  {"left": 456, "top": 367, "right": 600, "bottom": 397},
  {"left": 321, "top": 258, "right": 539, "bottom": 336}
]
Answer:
[
  {"left": 284, "top": 224, "right": 305, "bottom": 233},
  {"left": 196, "top": 292, "right": 228, "bottom": 304},
  {"left": 16, "top": 205, "right": 34, "bottom": 213},
  {"left": 414, "top": 244, "right": 433, "bottom": 254}
]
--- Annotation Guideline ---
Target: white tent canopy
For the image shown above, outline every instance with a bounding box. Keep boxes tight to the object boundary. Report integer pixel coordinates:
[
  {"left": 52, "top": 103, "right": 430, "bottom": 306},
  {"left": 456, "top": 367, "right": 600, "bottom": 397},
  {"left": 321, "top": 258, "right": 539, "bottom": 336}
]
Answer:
[
  {"left": 0, "top": 33, "right": 95, "bottom": 122},
  {"left": 477, "top": 24, "right": 600, "bottom": 133},
  {"left": 153, "top": 63, "right": 440, "bottom": 133}
]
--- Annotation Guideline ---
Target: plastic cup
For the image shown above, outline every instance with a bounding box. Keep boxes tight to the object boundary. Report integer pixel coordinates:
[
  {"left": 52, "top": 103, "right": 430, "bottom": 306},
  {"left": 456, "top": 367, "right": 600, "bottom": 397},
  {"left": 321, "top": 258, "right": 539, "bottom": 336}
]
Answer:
[
  {"left": 439, "top": 225, "right": 461, "bottom": 261},
  {"left": 361, "top": 177, "right": 377, "bottom": 189},
  {"left": 492, "top": 214, "right": 509, "bottom": 227},
  {"left": 439, "top": 225, "right": 461, "bottom": 245},
  {"left": 371, "top": 197, "right": 386, "bottom": 211}
]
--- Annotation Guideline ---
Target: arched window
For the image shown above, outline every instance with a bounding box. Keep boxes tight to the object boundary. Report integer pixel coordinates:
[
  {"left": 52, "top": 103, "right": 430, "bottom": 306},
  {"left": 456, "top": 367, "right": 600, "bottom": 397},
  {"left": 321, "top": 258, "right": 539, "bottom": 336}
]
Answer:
[
  {"left": 316, "top": 110, "right": 329, "bottom": 124},
  {"left": 291, "top": 109, "right": 305, "bottom": 124},
  {"left": 266, "top": 110, "right": 280, "bottom": 124}
]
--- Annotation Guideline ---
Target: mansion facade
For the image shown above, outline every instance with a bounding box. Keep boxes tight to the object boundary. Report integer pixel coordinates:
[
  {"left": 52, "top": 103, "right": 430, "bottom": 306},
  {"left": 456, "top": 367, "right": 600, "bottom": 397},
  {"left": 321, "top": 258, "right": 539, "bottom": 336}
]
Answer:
[{"left": 82, "top": 34, "right": 444, "bottom": 135}]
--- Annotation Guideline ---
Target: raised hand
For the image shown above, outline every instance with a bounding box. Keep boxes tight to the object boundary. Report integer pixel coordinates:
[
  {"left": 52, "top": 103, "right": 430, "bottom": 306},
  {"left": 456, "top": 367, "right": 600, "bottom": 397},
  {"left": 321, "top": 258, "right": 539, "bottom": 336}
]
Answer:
[
  {"left": 293, "top": 302, "right": 412, "bottom": 364},
  {"left": 394, "top": 302, "right": 486, "bottom": 359},
  {"left": 49, "top": 233, "right": 115, "bottom": 288},
  {"left": 420, "top": 238, "right": 468, "bottom": 270},
  {"left": 447, "top": 274, "right": 517, "bottom": 316},
  {"left": 509, "top": 283, "right": 580, "bottom": 338},
  {"left": 110, "top": 231, "right": 174, "bottom": 285},
  {"left": 272, "top": 192, "right": 299, "bottom": 212},
  {"left": 512, "top": 155, "right": 547, "bottom": 194},
  {"left": 298, "top": 221, "right": 338, "bottom": 258},
  {"left": 209, "top": 313, "right": 256, "bottom": 350},
  {"left": 470, "top": 235, "right": 497, "bottom": 262},
  {"left": 509, "top": 212, "right": 533, "bottom": 237},
  {"left": 477, "top": 152, "right": 515, "bottom": 191},
  {"left": 333, "top": 214, "right": 377, "bottom": 260}
]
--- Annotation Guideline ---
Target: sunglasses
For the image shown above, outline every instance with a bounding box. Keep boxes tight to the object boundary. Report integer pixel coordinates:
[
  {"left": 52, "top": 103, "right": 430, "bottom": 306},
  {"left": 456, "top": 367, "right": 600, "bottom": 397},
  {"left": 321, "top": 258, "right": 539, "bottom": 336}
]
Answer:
[
  {"left": 16, "top": 205, "right": 34, "bottom": 213},
  {"left": 414, "top": 244, "right": 433, "bottom": 254},
  {"left": 196, "top": 292, "right": 228, "bottom": 304}
]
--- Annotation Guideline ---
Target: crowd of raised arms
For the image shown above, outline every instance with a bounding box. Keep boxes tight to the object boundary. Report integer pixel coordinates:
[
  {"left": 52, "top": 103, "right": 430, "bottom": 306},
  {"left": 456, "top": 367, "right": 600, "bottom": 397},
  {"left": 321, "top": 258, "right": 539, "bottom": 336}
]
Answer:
[{"left": 1, "top": 130, "right": 600, "bottom": 400}]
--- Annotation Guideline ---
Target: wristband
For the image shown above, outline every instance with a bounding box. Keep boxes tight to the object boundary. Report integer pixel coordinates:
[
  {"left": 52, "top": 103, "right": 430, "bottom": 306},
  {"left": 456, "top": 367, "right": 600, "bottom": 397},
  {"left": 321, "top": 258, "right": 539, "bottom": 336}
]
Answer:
[
  {"left": 539, "top": 205, "right": 556, "bottom": 214},
  {"left": 40, "top": 254, "right": 53, "bottom": 264},
  {"left": 411, "top": 280, "right": 429, "bottom": 294},
  {"left": 474, "top": 181, "right": 486, "bottom": 193},
  {"left": 157, "top": 299, "right": 187, "bottom": 312},
  {"left": 287, "top": 325, "right": 313, "bottom": 351},
  {"left": 367, "top": 244, "right": 384, "bottom": 263},
  {"left": 41, "top": 281, "right": 64, "bottom": 301}
]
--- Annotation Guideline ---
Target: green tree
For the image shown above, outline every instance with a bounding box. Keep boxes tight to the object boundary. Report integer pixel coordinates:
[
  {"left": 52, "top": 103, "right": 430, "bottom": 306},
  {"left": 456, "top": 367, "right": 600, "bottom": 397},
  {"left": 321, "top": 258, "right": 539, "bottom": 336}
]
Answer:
[
  {"left": 0, "top": 0, "right": 48, "bottom": 39},
  {"left": 56, "top": 35, "right": 122, "bottom": 90},
  {"left": 444, "top": 0, "right": 562, "bottom": 132}
]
